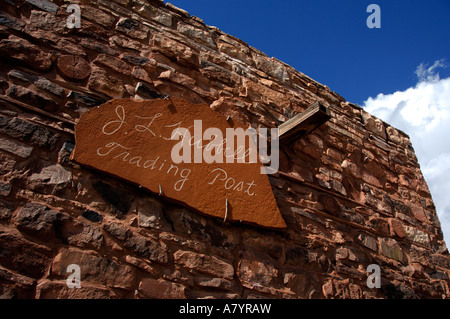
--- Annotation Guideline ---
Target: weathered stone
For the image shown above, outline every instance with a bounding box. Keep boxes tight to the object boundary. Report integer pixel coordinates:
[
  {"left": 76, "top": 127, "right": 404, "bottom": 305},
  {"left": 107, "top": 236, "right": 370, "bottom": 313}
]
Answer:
[
  {"left": 166, "top": 2, "right": 190, "bottom": 17},
  {"left": 87, "top": 67, "right": 126, "bottom": 98},
  {"left": 218, "top": 35, "right": 253, "bottom": 65},
  {"left": 55, "top": 38, "right": 87, "bottom": 57},
  {"left": 0, "top": 12, "right": 25, "bottom": 31},
  {"left": 36, "top": 280, "right": 119, "bottom": 299},
  {"left": 67, "top": 91, "right": 105, "bottom": 107},
  {"left": 319, "top": 195, "right": 341, "bottom": 216},
  {"left": 125, "top": 255, "right": 158, "bottom": 276},
  {"left": 197, "top": 277, "right": 233, "bottom": 291},
  {"left": 116, "top": 17, "right": 148, "bottom": 39},
  {"left": 0, "top": 116, "right": 59, "bottom": 149},
  {"left": 361, "top": 110, "right": 386, "bottom": 139},
  {"left": 358, "top": 234, "right": 378, "bottom": 251},
  {"left": 177, "top": 21, "right": 214, "bottom": 47},
  {"left": 52, "top": 248, "right": 135, "bottom": 290},
  {"left": 139, "top": 278, "right": 187, "bottom": 299},
  {"left": 0, "top": 201, "right": 12, "bottom": 220},
  {"left": 380, "top": 238, "right": 403, "bottom": 262},
  {"left": 25, "top": 10, "right": 65, "bottom": 36},
  {"left": 154, "top": 35, "right": 200, "bottom": 67},
  {"left": 80, "top": 5, "right": 117, "bottom": 28},
  {"left": 93, "top": 53, "right": 132, "bottom": 76},
  {"left": 170, "top": 208, "right": 235, "bottom": 249},
  {"left": 367, "top": 217, "right": 390, "bottom": 236},
  {"left": 174, "top": 250, "right": 234, "bottom": 280},
  {"left": 8, "top": 69, "right": 65, "bottom": 97},
  {"left": 0, "top": 230, "right": 52, "bottom": 278},
  {"left": 15, "top": 202, "right": 60, "bottom": 240},
  {"left": 336, "top": 247, "right": 360, "bottom": 261},
  {"left": 80, "top": 38, "right": 118, "bottom": 56},
  {"left": 0, "top": 265, "right": 35, "bottom": 298},
  {"left": 252, "top": 53, "right": 290, "bottom": 83},
  {"left": 104, "top": 221, "right": 169, "bottom": 263},
  {"left": 109, "top": 35, "right": 144, "bottom": 51},
  {"left": 57, "top": 216, "right": 104, "bottom": 250},
  {"left": 389, "top": 218, "right": 406, "bottom": 238},
  {"left": 29, "top": 164, "right": 72, "bottom": 187},
  {"left": 121, "top": 54, "right": 152, "bottom": 67},
  {"left": 25, "top": 0, "right": 58, "bottom": 14},
  {"left": 6, "top": 85, "right": 58, "bottom": 111},
  {"left": 57, "top": 140, "right": 75, "bottom": 164},
  {"left": 0, "top": 182, "right": 12, "bottom": 197},
  {"left": 238, "top": 258, "right": 279, "bottom": 289},
  {"left": 404, "top": 226, "right": 430, "bottom": 246},
  {"left": 137, "top": 198, "right": 167, "bottom": 229},
  {"left": 0, "top": 153, "right": 16, "bottom": 175},
  {"left": 133, "top": 5, "right": 172, "bottom": 27},
  {"left": 0, "top": 137, "right": 33, "bottom": 158},
  {"left": 386, "top": 126, "right": 402, "bottom": 144},
  {"left": 0, "top": 35, "right": 52, "bottom": 71},
  {"left": 57, "top": 55, "right": 91, "bottom": 81},
  {"left": 0, "top": 0, "right": 446, "bottom": 300}
]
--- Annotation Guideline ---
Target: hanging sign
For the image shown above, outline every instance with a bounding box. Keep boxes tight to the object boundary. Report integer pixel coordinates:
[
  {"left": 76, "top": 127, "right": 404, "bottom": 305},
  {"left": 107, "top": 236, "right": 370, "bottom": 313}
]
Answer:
[{"left": 71, "top": 97, "right": 286, "bottom": 229}]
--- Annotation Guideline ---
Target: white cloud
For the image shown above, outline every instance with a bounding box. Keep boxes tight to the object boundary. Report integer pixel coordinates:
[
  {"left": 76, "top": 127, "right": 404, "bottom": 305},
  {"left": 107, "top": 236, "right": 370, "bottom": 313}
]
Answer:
[{"left": 363, "top": 60, "right": 450, "bottom": 246}]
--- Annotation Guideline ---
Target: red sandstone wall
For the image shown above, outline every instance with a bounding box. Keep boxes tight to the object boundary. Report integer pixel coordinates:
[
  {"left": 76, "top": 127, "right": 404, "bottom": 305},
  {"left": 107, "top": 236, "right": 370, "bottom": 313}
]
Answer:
[{"left": 0, "top": 0, "right": 449, "bottom": 299}]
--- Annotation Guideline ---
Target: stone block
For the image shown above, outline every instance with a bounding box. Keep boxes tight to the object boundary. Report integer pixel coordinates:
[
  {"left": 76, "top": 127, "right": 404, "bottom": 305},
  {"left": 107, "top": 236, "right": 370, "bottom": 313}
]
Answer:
[
  {"left": 0, "top": 116, "right": 59, "bottom": 149},
  {"left": 28, "top": 164, "right": 72, "bottom": 187},
  {"left": 80, "top": 5, "right": 117, "bottom": 28},
  {"left": 174, "top": 250, "right": 234, "bottom": 280},
  {"left": 237, "top": 258, "right": 279, "bottom": 289},
  {"left": 6, "top": 85, "right": 58, "bottom": 112},
  {"left": 52, "top": 248, "right": 136, "bottom": 290},
  {"left": 0, "top": 230, "right": 52, "bottom": 278},
  {"left": 93, "top": 53, "right": 132, "bottom": 76},
  {"left": 379, "top": 238, "right": 403, "bottom": 262},
  {"left": 57, "top": 216, "right": 104, "bottom": 250},
  {"left": 8, "top": 69, "right": 65, "bottom": 97},
  {"left": 0, "top": 12, "right": 25, "bottom": 31},
  {"left": 404, "top": 226, "right": 430, "bottom": 246},
  {"left": 139, "top": 278, "right": 187, "bottom": 299},
  {"left": 104, "top": 221, "right": 169, "bottom": 264},
  {"left": 15, "top": 202, "right": 60, "bottom": 241},
  {"left": 36, "top": 280, "right": 119, "bottom": 299},
  {"left": 0, "top": 137, "right": 33, "bottom": 158},
  {"left": 0, "top": 35, "right": 52, "bottom": 71},
  {"left": 88, "top": 67, "right": 126, "bottom": 99},
  {"left": 116, "top": 17, "right": 148, "bottom": 40},
  {"left": 177, "top": 21, "right": 214, "bottom": 47}
]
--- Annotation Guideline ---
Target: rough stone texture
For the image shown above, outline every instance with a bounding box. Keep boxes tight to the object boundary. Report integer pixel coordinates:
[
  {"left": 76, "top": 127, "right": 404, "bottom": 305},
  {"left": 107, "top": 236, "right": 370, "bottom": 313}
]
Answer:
[
  {"left": 139, "top": 278, "right": 187, "bottom": 299},
  {"left": 0, "top": 0, "right": 448, "bottom": 299}
]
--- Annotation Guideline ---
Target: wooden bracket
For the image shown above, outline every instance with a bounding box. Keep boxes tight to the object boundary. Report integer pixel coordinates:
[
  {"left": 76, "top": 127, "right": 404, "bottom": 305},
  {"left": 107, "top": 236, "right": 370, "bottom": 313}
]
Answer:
[{"left": 278, "top": 101, "right": 331, "bottom": 143}]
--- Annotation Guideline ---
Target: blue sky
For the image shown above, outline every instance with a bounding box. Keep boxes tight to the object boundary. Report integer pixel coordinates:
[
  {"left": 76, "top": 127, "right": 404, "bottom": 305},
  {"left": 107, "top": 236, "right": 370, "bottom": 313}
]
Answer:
[
  {"left": 169, "top": 0, "right": 450, "bottom": 244},
  {"left": 168, "top": 0, "right": 449, "bottom": 105}
]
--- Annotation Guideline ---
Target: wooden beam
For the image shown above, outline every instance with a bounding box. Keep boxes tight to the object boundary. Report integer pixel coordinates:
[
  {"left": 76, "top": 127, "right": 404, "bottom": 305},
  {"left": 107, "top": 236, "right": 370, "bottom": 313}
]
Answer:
[{"left": 278, "top": 101, "right": 331, "bottom": 143}]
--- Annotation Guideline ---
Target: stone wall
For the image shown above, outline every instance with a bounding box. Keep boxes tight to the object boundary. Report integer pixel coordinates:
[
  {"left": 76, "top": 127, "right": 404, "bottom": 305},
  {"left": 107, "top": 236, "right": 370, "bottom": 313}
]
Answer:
[{"left": 0, "top": 0, "right": 449, "bottom": 299}]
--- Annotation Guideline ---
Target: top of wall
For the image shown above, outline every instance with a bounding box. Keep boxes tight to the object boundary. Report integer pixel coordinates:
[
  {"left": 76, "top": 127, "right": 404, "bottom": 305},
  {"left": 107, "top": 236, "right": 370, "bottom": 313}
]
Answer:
[{"left": 0, "top": 0, "right": 449, "bottom": 299}]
